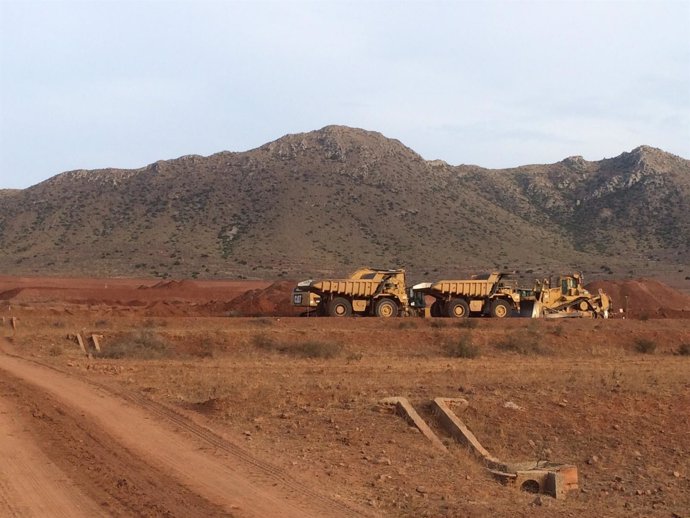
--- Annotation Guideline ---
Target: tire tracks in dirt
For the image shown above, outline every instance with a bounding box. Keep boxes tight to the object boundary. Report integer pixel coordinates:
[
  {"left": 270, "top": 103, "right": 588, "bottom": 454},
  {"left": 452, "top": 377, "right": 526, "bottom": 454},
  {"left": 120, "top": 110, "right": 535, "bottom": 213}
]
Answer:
[
  {"left": 0, "top": 371, "right": 229, "bottom": 517},
  {"left": 0, "top": 342, "right": 372, "bottom": 518}
]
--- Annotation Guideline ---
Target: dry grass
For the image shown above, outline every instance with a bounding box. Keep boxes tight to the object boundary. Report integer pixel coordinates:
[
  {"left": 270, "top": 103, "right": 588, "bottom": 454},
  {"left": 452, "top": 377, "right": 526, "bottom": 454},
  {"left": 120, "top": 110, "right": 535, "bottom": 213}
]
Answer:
[
  {"left": 97, "top": 330, "right": 171, "bottom": 360},
  {"left": 443, "top": 333, "right": 480, "bottom": 358}
]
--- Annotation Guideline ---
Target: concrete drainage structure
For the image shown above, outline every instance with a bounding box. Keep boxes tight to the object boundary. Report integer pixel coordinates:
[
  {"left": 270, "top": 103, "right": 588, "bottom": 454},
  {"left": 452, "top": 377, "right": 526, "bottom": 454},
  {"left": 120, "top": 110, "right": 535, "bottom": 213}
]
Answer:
[{"left": 380, "top": 396, "right": 578, "bottom": 500}]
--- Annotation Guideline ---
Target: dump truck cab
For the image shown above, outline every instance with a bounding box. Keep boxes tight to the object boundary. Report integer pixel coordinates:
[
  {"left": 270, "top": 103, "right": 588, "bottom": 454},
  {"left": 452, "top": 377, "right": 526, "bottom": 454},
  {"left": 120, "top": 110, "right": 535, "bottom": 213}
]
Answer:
[{"left": 292, "top": 267, "right": 409, "bottom": 317}]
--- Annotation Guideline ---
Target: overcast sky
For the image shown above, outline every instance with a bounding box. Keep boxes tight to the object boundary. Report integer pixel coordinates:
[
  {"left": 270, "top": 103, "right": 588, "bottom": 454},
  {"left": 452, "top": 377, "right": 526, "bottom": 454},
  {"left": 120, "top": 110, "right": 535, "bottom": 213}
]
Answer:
[{"left": 1, "top": 0, "right": 689, "bottom": 189}]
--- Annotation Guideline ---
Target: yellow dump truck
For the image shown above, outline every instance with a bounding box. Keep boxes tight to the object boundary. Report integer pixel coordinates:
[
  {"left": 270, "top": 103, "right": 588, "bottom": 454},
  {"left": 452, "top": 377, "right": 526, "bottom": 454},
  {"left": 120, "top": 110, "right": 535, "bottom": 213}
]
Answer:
[
  {"left": 292, "top": 267, "right": 409, "bottom": 317},
  {"left": 293, "top": 268, "right": 611, "bottom": 319},
  {"left": 412, "top": 272, "right": 520, "bottom": 318}
]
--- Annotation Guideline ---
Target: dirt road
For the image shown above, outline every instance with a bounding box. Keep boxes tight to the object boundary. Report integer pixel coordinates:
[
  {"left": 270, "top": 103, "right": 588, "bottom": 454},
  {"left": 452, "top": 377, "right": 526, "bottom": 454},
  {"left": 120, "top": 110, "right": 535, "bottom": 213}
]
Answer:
[{"left": 0, "top": 343, "right": 368, "bottom": 518}]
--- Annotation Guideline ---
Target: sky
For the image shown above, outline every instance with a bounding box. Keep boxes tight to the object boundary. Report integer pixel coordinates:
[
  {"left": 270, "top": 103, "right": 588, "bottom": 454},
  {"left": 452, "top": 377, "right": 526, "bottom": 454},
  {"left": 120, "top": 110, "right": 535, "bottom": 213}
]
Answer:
[{"left": 1, "top": 0, "right": 689, "bottom": 189}]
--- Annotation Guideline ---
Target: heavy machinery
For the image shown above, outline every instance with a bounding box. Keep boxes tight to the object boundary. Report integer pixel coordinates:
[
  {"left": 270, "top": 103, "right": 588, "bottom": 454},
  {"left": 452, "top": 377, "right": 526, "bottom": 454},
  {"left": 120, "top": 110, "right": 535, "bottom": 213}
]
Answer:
[
  {"left": 292, "top": 267, "right": 409, "bottom": 317},
  {"left": 292, "top": 268, "right": 611, "bottom": 319},
  {"left": 412, "top": 272, "right": 520, "bottom": 318},
  {"left": 526, "top": 272, "right": 611, "bottom": 318}
]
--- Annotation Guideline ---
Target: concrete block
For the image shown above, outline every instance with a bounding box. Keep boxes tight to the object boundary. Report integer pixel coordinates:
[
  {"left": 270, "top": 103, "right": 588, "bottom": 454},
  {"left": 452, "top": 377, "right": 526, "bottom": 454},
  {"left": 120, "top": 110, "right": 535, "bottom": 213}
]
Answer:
[
  {"left": 91, "top": 334, "right": 102, "bottom": 352},
  {"left": 76, "top": 333, "right": 86, "bottom": 354},
  {"left": 380, "top": 397, "right": 447, "bottom": 452}
]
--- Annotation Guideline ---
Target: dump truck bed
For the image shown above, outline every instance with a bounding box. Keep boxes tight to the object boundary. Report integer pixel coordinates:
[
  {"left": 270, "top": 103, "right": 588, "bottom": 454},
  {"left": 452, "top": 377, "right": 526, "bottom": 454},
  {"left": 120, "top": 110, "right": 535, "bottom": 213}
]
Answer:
[
  {"left": 429, "top": 279, "right": 497, "bottom": 297},
  {"left": 311, "top": 279, "right": 381, "bottom": 297}
]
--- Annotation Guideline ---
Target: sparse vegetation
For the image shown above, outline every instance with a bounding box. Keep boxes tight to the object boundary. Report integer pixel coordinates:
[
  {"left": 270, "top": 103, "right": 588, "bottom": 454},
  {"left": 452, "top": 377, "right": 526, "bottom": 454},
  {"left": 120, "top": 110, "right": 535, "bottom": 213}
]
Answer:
[
  {"left": 676, "top": 343, "right": 689, "bottom": 356},
  {"left": 551, "top": 324, "right": 564, "bottom": 337},
  {"left": 454, "top": 318, "right": 477, "bottom": 329},
  {"left": 443, "top": 333, "right": 480, "bottom": 358},
  {"left": 289, "top": 340, "right": 343, "bottom": 359},
  {"left": 496, "top": 332, "right": 546, "bottom": 355},
  {"left": 252, "top": 334, "right": 342, "bottom": 358},
  {"left": 634, "top": 338, "right": 657, "bottom": 354},
  {"left": 253, "top": 317, "right": 274, "bottom": 326},
  {"left": 98, "top": 330, "right": 171, "bottom": 359},
  {"left": 398, "top": 320, "right": 417, "bottom": 329}
]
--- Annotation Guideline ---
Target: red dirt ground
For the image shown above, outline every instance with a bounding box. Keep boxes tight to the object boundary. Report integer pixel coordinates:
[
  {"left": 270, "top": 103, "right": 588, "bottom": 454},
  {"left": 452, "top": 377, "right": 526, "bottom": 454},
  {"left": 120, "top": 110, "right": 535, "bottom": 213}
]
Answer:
[{"left": 0, "top": 275, "right": 689, "bottom": 517}]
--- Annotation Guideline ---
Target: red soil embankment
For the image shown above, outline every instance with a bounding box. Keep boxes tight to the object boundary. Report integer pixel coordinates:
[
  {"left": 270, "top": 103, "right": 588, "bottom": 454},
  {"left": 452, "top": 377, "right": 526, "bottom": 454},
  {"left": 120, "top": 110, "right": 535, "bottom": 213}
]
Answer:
[{"left": 588, "top": 279, "right": 690, "bottom": 318}]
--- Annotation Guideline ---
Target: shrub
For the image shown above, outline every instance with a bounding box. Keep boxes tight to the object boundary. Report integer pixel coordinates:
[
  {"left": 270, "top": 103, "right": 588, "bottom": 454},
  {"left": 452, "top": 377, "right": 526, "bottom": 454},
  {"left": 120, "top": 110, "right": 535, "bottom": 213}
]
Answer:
[
  {"left": 253, "top": 318, "right": 274, "bottom": 326},
  {"left": 252, "top": 335, "right": 342, "bottom": 359},
  {"left": 48, "top": 344, "right": 63, "bottom": 356},
  {"left": 444, "top": 333, "right": 480, "bottom": 358},
  {"left": 429, "top": 319, "right": 446, "bottom": 328},
  {"left": 398, "top": 320, "right": 418, "bottom": 330},
  {"left": 288, "top": 341, "right": 343, "bottom": 359},
  {"left": 676, "top": 343, "right": 689, "bottom": 356},
  {"left": 634, "top": 338, "right": 656, "bottom": 354},
  {"left": 497, "top": 333, "right": 546, "bottom": 355},
  {"left": 98, "top": 330, "right": 171, "bottom": 359},
  {"left": 455, "top": 319, "right": 477, "bottom": 329},
  {"left": 252, "top": 334, "right": 278, "bottom": 351}
]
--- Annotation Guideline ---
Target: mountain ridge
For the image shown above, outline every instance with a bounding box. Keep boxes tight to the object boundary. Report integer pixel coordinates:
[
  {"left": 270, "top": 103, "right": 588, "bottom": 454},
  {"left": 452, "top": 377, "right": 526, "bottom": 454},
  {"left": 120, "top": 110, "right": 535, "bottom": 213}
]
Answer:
[{"left": 1, "top": 126, "right": 688, "bottom": 282}]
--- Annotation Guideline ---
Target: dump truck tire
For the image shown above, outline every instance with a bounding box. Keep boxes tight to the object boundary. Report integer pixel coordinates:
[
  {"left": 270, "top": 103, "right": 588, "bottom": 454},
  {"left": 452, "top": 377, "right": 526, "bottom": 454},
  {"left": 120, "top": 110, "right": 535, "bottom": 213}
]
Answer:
[
  {"left": 430, "top": 300, "right": 443, "bottom": 317},
  {"left": 490, "top": 299, "right": 511, "bottom": 318},
  {"left": 375, "top": 298, "right": 398, "bottom": 318},
  {"left": 446, "top": 299, "right": 470, "bottom": 318},
  {"left": 328, "top": 297, "right": 352, "bottom": 317}
]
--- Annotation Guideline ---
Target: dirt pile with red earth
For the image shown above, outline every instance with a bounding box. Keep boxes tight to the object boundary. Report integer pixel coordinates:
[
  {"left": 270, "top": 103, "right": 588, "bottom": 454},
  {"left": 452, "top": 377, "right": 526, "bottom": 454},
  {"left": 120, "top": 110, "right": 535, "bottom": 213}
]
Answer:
[
  {"left": 225, "top": 280, "right": 301, "bottom": 316},
  {"left": 588, "top": 279, "right": 690, "bottom": 319}
]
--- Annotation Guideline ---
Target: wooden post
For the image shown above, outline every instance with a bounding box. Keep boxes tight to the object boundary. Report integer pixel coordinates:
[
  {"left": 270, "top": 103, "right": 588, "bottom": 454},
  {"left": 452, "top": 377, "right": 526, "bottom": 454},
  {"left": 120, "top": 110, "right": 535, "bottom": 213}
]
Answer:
[{"left": 10, "top": 317, "right": 17, "bottom": 334}]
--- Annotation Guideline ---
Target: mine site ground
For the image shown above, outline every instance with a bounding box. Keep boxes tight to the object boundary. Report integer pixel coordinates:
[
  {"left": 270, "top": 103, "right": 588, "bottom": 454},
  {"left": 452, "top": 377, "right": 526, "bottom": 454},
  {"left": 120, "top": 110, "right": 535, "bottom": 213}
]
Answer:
[{"left": 0, "top": 276, "right": 688, "bottom": 518}]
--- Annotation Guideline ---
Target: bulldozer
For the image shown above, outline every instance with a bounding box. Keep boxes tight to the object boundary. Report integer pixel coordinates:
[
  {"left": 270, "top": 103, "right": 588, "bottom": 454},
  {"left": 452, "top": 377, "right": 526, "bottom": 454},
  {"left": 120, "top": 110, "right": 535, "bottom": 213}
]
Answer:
[
  {"left": 292, "top": 267, "right": 408, "bottom": 317},
  {"left": 526, "top": 272, "right": 611, "bottom": 318}
]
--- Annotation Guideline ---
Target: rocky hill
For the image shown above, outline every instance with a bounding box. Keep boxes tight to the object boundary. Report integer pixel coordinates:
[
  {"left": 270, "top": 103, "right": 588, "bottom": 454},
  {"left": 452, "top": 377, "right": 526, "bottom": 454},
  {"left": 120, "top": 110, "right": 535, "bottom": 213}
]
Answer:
[{"left": 1, "top": 126, "right": 688, "bottom": 283}]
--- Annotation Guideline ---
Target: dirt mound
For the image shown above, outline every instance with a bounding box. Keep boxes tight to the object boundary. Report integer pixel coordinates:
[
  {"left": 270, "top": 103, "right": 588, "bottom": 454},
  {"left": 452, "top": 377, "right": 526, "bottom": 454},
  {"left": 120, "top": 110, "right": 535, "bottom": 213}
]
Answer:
[
  {"left": 587, "top": 279, "right": 690, "bottom": 318},
  {"left": 142, "top": 280, "right": 200, "bottom": 290},
  {"left": 225, "top": 281, "right": 301, "bottom": 317},
  {"left": 0, "top": 288, "right": 23, "bottom": 300}
]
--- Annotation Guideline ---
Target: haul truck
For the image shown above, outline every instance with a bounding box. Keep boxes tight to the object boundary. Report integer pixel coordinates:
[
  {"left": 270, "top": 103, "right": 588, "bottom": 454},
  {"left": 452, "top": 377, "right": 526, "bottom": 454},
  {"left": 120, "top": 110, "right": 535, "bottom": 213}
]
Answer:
[
  {"left": 292, "top": 269, "right": 516, "bottom": 318},
  {"left": 292, "top": 268, "right": 408, "bottom": 317},
  {"left": 413, "top": 272, "right": 520, "bottom": 318}
]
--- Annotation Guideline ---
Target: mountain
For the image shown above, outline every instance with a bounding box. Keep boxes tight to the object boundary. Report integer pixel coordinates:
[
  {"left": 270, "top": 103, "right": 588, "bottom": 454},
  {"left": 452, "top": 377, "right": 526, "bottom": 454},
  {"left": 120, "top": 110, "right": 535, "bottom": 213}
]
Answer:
[{"left": 1, "top": 126, "right": 688, "bottom": 281}]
